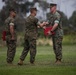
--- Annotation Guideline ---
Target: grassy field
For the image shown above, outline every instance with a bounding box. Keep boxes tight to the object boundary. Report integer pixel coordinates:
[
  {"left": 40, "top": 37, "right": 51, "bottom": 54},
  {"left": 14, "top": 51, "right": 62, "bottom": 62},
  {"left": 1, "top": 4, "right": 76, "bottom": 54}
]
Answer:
[{"left": 0, "top": 45, "right": 76, "bottom": 75}]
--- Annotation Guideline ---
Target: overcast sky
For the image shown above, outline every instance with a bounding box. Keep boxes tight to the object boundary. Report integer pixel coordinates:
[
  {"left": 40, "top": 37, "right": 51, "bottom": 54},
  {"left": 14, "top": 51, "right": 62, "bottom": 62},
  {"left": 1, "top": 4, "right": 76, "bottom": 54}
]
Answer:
[
  {"left": 0, "top": 0, "right": 76, "bottom": 18},
  {"left": 47, "top": 0, "right": 76, "bottom": 18}
]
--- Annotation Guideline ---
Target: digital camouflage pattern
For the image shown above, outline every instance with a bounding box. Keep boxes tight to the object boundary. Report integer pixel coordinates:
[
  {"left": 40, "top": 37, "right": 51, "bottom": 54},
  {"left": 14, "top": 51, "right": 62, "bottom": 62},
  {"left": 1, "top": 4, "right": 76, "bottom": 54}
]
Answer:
[
  {"left": 47, "top": 11, "right": 63, "bottom": 37},
  {"left": 5, "top": 17, "right": 17, "bottom": 63},
  {"left": 52, "top": 36, "right": 63, "bottom": 60},
  {"left": 20, "top": 15, "right": 38, "bottom": 63},
  {"left": 47, "top": 11, "right": 63, "bottom": 60}
]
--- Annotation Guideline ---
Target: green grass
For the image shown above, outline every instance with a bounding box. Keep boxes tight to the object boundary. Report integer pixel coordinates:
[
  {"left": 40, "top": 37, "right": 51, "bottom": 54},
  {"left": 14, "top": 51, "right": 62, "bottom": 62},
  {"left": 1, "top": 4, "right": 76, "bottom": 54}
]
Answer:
[
  {"left": 63, "top": 35, "right": 76, "bottom": 45},
  {"left": 0, "top": 45, "right": 76, "bottom": 75}
]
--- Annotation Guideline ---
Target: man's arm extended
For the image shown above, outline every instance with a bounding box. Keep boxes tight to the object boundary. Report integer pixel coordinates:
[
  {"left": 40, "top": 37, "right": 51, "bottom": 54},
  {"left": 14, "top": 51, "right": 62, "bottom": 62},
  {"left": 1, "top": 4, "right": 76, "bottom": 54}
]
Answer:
[
  {"left": 38, "top": 22, "right": 49, "bottom": 28},
  {"left": 51, "top": 23, "right": 58, "bottom": 31}
]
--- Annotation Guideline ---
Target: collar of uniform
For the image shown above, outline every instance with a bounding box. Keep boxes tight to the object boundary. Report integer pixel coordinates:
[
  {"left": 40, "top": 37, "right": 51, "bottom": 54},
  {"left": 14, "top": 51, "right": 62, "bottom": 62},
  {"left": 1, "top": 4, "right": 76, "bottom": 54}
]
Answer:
[{"left": 51, "top": 11, "right": 57, "bottom": 15}]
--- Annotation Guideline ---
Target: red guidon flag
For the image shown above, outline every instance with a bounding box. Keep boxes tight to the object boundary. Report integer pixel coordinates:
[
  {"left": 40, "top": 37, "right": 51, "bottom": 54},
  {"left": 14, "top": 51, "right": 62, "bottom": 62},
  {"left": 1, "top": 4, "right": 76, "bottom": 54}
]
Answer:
[
  {"left": 44, "top": 26, "right": 55, "bottom": 36},
  {"left": 2, "top": 30, "right": 6, "bottom": 41}
]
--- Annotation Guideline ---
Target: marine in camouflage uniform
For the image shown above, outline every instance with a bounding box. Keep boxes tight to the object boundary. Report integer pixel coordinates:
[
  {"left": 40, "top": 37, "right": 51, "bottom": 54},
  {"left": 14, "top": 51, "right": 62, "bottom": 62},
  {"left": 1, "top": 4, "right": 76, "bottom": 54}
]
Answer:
[
  {"left": 18, "top": 8, "right": 47, "bottom": 65},
  {"left": 47, "top": 3, "right": 63, "bottom": 63},
  {"left": 5, "top": 8, "right": 17, "bottom": 64},
  {"left": 18, "top": 8, "right": 38, "bottom": 65},
  {"left": 20, "top": 14, "right": 38, "bottom": 64}
]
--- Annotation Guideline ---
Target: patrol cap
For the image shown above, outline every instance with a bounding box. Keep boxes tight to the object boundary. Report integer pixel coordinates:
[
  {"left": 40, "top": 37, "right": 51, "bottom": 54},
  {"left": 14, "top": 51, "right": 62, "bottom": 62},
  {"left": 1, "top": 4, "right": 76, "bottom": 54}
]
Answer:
[
  {"left": 9, "top": 8, "right": 16, "bottom": 13},
  {"left": 30, "top": 7, "right": 38, "bottom": 12},
  {"left": 49, "top": 2, "right": 57, "bottom": 8}
]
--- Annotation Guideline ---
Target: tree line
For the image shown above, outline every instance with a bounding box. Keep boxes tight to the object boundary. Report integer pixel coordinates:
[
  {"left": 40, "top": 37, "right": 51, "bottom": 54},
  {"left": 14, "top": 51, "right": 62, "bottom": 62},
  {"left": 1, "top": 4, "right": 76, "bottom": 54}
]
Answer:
[{"left": 0, "top": 0, "right": 76, "bottom": 36}]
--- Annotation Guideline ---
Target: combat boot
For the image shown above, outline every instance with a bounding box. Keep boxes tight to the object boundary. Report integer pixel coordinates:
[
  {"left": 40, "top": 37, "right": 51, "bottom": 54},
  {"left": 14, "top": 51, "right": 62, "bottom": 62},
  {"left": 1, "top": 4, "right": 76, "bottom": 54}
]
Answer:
[
  {"left": 30, "top": 60, "right": 35, "bottom": 65},
  {"left": 18, "top": 59, "right": 23, "bottom": 65},
  {"left": 7, "top": 62, "right": 16, "bottom": 66},
  {"left": 55, "top": 59, "right": 62, "bottom": 64}
]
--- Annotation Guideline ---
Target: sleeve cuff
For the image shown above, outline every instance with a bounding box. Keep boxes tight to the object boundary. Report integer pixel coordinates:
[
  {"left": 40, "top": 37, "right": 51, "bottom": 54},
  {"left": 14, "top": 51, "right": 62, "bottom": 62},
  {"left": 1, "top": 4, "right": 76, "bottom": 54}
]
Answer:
[
  {"left": 54, "top": 20, "right": 59, "bottom": 24},
  {"left": 9, "top": 23, "right": 14, "bottom": 26}
]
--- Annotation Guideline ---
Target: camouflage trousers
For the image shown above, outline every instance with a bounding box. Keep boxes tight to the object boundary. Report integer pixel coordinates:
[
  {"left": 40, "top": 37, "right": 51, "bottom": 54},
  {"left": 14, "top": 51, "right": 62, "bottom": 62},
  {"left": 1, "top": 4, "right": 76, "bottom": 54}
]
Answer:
[
  {"left": 52, "top": 36, "right": 63, "bottom": 60},
  {"left": 20, "top": 35, "right": 36, "bottom": 63},
  {"left": 6, "top": 40, "right": 16, "bottom": 63}
]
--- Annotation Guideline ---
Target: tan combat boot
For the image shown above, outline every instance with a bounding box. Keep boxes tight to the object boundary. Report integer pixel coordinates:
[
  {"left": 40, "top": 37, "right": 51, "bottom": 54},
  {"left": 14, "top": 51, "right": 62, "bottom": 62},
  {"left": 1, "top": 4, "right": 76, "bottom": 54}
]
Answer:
[
  {"left": 18, "top": 59, "right": 23, "bottom": 65},
  {"left": 55, "top": 59, "right": 62, "bottom": 64},
  {"left": 7, "top": 62, "right": 16, "bottom": 66}
]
